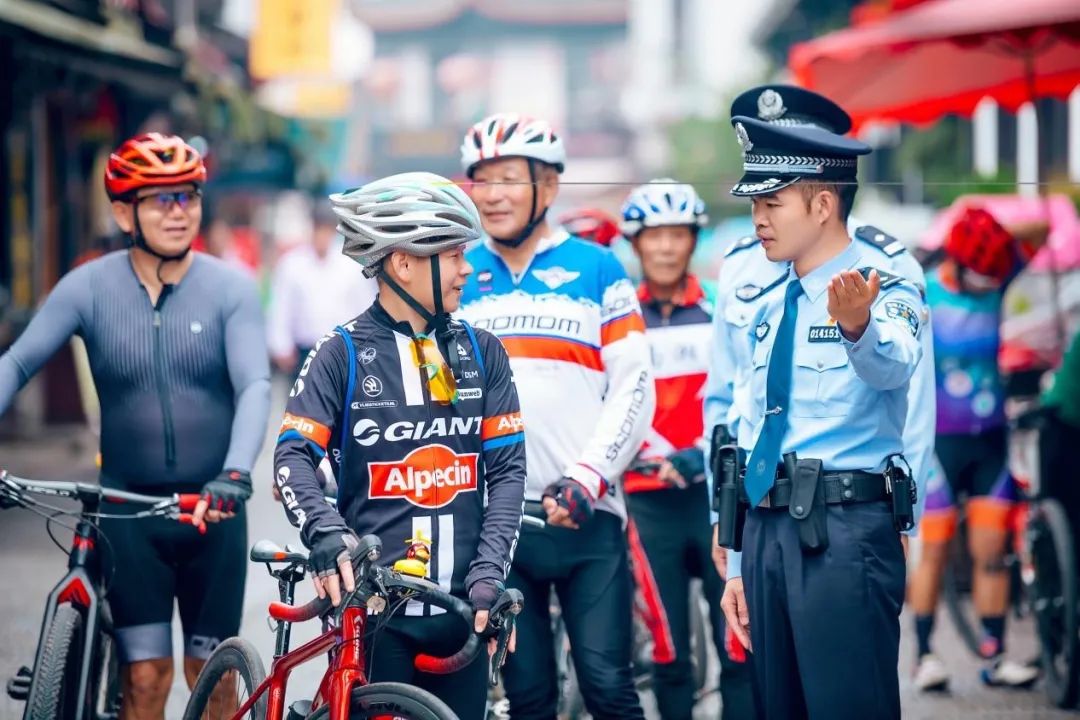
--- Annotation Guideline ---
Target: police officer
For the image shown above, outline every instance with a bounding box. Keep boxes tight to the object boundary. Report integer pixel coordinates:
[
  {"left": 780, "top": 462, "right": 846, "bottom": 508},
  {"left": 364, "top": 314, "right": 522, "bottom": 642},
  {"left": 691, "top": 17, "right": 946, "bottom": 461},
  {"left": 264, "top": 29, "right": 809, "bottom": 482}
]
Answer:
[
  {"left": 717, "top": 116, "right": 923, "bottom": 719},
  {"left": 704, "top": 86, "right": 935, "bottom": 557}
]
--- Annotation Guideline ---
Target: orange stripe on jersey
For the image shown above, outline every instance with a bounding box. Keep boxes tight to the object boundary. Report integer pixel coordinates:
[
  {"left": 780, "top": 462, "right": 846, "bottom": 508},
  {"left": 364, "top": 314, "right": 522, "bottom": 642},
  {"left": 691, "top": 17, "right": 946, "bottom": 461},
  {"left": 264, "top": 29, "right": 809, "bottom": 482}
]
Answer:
[
  {"left": 482, "top": 412, "right": 525, "bottom": 440},
  {"left": 278, "top": 413, "right": 331, "bottom": 450},
  {"left": 601, "top": 312, "right": 645, "bottom": 346},
  {"left": 500, "top": 336, "right": 603, "bottom": 371}
]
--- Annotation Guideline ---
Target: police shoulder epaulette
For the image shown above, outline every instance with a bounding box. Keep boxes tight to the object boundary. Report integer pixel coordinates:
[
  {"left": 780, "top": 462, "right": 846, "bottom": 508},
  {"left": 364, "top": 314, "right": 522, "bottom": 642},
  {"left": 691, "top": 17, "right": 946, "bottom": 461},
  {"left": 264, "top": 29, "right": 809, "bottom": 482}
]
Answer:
[
  {"left": 857, "top": 266, "right": 902, "bottom": 289},
  {"left": 854, "top": 225, "right": 906, "bottom": 258},
  {"left": 724, "top": 235, "right": 758, "bottom": 258}
]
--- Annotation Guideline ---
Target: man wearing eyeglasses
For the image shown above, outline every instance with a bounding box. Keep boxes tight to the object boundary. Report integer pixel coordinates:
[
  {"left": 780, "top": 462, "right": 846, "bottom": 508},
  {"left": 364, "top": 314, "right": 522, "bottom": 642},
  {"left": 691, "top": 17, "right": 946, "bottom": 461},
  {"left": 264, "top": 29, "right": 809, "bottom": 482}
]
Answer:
[
  {"left": 456, "top": 113, "right": 655, "bottom": 720},
  {"left": 0, "top": 133, "right": 271, "bottom": 719}
]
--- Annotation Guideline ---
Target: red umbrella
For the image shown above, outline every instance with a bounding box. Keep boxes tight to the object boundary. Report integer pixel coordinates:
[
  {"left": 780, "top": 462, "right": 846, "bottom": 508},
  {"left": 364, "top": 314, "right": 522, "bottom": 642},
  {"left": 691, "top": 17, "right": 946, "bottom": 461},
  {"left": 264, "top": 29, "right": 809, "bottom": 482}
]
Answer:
[{"left": 789, "top": 0, "right": 1080, "bottom": 132}]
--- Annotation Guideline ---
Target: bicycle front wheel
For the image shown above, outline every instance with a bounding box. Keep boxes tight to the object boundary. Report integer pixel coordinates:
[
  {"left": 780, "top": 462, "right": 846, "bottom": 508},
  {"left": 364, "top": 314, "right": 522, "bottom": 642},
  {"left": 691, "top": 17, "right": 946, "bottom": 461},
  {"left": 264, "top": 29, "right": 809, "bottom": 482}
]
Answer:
[
  {"left": 182, "top": 637, "right": 267, "bottom": 720},
  {"left": 308, "top": 682, "right": 457, "bottom": 720},
  {"left": 26, "top": 603, "right": 85, "bottom": 720}
]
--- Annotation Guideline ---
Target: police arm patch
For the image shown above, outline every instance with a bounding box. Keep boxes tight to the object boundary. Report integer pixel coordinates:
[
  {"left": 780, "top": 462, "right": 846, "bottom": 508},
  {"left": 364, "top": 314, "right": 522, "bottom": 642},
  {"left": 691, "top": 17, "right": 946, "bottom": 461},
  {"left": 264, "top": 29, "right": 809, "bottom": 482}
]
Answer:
[{"left": 884, "top": 301, "right": 920, "bottom": 336}]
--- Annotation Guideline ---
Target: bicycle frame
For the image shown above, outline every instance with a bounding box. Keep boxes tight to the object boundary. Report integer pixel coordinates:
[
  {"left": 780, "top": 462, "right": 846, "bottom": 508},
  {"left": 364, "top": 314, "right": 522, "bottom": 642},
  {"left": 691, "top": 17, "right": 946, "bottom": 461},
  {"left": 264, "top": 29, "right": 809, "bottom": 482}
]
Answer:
[
  {"left": 233, "top": 606, "right": 370, "bottom": 720},
  {"left": 3, "top": 474, "right": 199, "bottom": 720}
]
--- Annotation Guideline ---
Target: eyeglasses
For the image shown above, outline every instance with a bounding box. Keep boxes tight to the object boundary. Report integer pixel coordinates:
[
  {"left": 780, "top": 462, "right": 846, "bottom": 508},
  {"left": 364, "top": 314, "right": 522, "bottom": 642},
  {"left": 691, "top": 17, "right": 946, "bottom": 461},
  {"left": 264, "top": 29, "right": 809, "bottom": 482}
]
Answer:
[
  {"left": 136, "top": 189, "right": 202, "bottom": 212},
  {"left": 410, "top": 334, "right": 458, "bottom": 405}
]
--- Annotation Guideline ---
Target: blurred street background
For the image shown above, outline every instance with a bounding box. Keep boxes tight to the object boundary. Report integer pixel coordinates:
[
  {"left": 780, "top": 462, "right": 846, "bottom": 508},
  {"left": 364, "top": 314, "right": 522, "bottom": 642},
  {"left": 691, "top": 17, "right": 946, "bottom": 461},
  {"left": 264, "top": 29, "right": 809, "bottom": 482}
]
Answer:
[{"left": 2, "top": 0, "right": 1080, "bottom": 718}]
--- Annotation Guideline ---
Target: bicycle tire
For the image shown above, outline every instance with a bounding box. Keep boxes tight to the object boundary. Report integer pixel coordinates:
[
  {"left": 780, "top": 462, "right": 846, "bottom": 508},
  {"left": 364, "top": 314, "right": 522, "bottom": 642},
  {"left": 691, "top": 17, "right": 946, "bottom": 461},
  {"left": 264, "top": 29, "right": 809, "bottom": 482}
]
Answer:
[
  {"left": 307, "top": 682, "right": 457, "bottom": 720},
  {"left": 26, "top": 603, "right": 85, "bottom": 720},
  {"left": 1029, "top": 498, "right": 1079, "bottom": 708},
  {"left": 689, "top": 590, "right": 709, "bottom": 693},
  {"left": 181, "top": 637, "right": 267, "bottom": 720},
  {"left": 941, "top": 517, "right": 985, "bottom": 658}
]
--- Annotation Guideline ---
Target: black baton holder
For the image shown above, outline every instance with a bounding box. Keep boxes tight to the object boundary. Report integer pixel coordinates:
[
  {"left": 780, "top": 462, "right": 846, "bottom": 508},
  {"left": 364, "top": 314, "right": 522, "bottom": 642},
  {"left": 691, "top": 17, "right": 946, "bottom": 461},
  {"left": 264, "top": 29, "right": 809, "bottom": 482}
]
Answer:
[
  {"left": 885, "top": 454, "right": 915, "bottom": 532},
  {"left": 787, "top": 454, "right": 829, "bottom": 554},
  {"left": 713, "top": 444, "right": 746, "bottom": 551}
]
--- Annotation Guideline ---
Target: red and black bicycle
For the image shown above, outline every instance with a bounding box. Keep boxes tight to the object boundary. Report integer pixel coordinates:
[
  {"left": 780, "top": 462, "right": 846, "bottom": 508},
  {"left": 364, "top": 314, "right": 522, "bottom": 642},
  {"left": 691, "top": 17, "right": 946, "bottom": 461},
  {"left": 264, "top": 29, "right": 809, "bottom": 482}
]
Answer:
[
  {"left": 183, "top": 534, "right": 522, "bottom": 720},
  {"left": 0, "top": 469, "right": 201, "bottom": 720}
]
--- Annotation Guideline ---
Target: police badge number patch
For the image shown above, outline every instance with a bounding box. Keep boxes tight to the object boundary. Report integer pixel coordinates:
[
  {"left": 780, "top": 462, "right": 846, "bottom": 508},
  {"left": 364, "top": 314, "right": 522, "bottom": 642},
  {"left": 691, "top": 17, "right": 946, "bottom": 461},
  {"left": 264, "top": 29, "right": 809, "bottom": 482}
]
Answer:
[
  {"left": 885, "top": 301, "right": 920, "bottom": 336},
  {"left": 808, "top": 326, "right": 841, "bottom": 343}
]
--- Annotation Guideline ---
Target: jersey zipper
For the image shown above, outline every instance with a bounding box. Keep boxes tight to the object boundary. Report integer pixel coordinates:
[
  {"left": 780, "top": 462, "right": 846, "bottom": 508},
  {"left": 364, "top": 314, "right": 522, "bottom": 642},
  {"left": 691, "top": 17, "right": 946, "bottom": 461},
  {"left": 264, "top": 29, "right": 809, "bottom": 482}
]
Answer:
[{"left": 152, "top": 287, "right": 177, "bottom": 467}]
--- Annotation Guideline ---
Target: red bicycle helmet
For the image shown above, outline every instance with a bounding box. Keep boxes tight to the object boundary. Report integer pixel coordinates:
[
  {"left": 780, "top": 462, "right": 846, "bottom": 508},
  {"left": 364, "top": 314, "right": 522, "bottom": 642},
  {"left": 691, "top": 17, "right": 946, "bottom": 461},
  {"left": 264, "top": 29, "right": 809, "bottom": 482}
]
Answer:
[
  {"left": 559, "top": 208, "right": 621, "bottom": 247},
  {"left": 943, "top": 207, "right": 1017, "bottom": 283},
  {"left": 105, "top": 133, "right": 206, "bottom": 200}
]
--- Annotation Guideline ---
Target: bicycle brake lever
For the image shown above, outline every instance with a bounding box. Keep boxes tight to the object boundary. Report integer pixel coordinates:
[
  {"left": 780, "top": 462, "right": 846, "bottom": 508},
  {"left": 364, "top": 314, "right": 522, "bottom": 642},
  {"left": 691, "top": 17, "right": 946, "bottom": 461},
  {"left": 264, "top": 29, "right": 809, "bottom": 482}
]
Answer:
[{"left": 489, "top": 614, "right": 517, "bottom": 687}]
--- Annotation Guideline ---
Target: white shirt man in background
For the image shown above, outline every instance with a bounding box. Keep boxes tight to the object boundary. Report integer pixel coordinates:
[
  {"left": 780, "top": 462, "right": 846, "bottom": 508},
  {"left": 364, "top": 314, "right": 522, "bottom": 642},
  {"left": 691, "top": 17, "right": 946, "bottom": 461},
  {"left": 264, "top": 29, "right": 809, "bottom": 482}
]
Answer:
[{"left": 267, "top": 202, "right": 377, "bottom": 374}]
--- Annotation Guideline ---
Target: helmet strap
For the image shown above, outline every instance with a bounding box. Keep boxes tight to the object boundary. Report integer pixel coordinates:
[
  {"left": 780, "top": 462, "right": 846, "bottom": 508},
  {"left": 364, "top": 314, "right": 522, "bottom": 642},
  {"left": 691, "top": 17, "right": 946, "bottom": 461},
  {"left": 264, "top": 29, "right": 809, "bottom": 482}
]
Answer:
[
  {"left": 379, "top": 257, "right": 463, "bottom": 383},
  {"left": 490, "top": 159, "right": 549, "bottom": 249}
]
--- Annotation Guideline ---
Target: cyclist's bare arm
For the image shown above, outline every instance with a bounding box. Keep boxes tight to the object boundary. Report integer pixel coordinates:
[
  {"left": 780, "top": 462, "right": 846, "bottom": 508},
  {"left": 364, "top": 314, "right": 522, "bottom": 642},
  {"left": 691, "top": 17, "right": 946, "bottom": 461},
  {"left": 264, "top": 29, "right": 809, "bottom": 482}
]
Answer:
[
  {"left": 272, "top": 331, "right": 350, "bottom": 544},
  {"left": 0, "top": 265, "right": 89, "bottom": 413},
  {"left": 221, "top": 274, "right": 272, "bottom": 474}
]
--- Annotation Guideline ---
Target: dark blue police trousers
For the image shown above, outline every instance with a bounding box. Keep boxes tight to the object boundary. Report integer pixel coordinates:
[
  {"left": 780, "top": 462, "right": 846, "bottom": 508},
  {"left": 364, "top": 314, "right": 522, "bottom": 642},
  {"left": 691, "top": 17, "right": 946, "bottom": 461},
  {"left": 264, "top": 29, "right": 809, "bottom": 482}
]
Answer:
[{"left": 742, "top": 501, "right": 905, "bottom": 720}]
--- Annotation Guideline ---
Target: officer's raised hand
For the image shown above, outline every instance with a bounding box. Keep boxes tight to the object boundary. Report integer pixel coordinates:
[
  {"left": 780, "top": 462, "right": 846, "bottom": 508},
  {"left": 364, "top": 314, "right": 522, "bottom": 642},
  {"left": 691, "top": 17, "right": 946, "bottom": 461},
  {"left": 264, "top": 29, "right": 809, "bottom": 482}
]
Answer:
[
  {"left": 721, "top": 578, "right": 752, "bottom": 652},
  {"left": 827, "top": 268, "right": 880, "bottom": 341}
]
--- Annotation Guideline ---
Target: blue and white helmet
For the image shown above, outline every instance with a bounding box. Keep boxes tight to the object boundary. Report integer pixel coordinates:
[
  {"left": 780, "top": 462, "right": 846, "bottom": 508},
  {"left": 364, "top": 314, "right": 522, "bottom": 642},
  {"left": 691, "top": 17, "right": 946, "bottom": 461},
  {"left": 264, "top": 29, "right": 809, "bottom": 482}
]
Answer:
[{"left": 620, "top": 179, "right": 709, "bottom": 237}]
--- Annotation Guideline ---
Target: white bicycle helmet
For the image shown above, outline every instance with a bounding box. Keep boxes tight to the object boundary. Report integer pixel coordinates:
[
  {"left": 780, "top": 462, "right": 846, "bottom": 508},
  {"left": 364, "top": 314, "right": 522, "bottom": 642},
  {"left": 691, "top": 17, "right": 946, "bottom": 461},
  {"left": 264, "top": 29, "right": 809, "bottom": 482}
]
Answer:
[
  {"left": 329, "top": 172, "right": 483, "bottom": 278},
  {"left": 460, "top": 113, "right": 566, "bottom": 177},
  {"left": 620, "top": 179, "right": 709, "bottom": 237}
]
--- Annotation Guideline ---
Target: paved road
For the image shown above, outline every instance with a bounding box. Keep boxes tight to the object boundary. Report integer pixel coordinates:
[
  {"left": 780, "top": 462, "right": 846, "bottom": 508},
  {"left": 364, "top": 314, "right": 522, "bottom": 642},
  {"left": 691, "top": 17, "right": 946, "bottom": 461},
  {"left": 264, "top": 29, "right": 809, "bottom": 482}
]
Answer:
[{"left": 1, "top": 379, "right": 1077, "bottom": 718}]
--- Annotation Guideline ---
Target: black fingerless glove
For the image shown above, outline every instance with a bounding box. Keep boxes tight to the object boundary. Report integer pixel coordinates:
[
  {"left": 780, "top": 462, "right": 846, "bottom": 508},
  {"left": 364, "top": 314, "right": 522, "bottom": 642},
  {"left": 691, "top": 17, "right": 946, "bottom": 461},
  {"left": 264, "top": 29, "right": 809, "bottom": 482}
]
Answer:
[
  {"left": 200, "top": 469, "right": 253, "bottom": 513},
  {"left": 542, "top": 478, "right": 595, "bottom": 525}
]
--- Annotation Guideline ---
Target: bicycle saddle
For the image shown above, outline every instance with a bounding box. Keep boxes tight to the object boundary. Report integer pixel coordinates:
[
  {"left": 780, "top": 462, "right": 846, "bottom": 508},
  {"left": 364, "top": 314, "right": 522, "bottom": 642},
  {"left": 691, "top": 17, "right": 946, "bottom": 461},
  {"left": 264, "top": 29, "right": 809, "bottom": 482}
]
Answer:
[{"left": 250, "top": 539, "right": 309, "bottom": 564}]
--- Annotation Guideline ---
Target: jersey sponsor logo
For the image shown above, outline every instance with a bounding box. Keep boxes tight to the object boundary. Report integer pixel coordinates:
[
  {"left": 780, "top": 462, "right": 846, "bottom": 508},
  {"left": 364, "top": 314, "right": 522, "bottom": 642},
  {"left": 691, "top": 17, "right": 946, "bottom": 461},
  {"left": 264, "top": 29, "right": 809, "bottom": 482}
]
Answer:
[
  {"left": 290, "top": 323, "right": 356, "bottom": 397},
  {"left": 359, "top": 347, "right": 377, "bottom": 364},
  {"left": 351, "top": 416, "right": 484, "bottom": 445},
  {"left": 462, "top": 369, "right": 481, "bottom": 379},
  {"left": 885, "top": 301, "right": 920, "bottom": 336},
  {"left": 481, "top": 412, "right": 524, "bottom": 440},
  {"left": 808, "top": 326, "right": 841, "bottom": 343},
  {"left": 532, "top": 266, "right": 581, "bottom": 290},
  {"left": 605, "top": 370, "right": 650, "bottom": 462},
  {"left": 473, "top": 313, "right": 581, "bottom": 336},
  {"left": 353, "top": 419, "right": 380, "bottom": 446},
  {"left": 279, "top": 413, "right": 331, "bottom": 449},
  {"left": 362, "top": 375, "right": 383, "bottom": 397},
  {"left": 458, "top": 388, "right": 483, "bottom": 400},
  {"left": 275, "top": 466, "right": 306, "bottom": 527},
  {"left": 368, "top": 444, "right": 480, "bottom": 508},
  {"left": 351, "top": 400, "right": 397, "bottom": 410}
]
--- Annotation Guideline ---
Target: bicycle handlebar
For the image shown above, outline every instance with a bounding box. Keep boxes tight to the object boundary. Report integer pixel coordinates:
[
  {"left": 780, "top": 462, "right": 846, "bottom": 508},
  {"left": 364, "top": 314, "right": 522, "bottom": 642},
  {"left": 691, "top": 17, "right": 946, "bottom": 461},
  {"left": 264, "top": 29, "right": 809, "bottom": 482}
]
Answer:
[
  {"left": 264, "top": 547, "right": 522, "bottom": 676},
  {"left": 0, "top": 471, "right": 202, "bottom": 527}
]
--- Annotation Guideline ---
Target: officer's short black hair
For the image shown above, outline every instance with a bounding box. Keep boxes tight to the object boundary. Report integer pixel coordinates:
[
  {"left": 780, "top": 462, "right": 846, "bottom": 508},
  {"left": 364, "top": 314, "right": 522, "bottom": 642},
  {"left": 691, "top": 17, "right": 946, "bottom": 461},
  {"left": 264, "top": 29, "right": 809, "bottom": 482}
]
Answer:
[{"left": 798, "top": 182, "right": 858, "bottom": 224}]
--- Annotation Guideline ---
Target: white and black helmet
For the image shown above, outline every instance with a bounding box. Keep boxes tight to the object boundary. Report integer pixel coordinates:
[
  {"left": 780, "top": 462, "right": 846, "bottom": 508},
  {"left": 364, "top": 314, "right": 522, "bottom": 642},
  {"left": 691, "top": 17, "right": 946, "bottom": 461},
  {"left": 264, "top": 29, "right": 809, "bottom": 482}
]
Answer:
[
  {"left": 460, "top": 113, "right": 566, "bottom": 178},
  {"left": 620, "top": 179, "right": 709, "bottom": 237},
  {"left": 329, "top": 172, "right": 483, "bottom": 278}
]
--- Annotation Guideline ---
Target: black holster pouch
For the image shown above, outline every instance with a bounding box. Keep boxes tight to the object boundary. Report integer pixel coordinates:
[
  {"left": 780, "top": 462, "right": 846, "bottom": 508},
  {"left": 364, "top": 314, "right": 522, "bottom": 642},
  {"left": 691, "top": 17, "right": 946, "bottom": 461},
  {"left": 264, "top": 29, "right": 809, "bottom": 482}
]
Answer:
[
  {"left": 713, "top": 443, "right": 746, "bottom": 551},
  {"left": 885, "top": 454, "right": 916, "bottom": 532},
  {"left": 787, "top": 454, "right": 829, "bottom": 554}
]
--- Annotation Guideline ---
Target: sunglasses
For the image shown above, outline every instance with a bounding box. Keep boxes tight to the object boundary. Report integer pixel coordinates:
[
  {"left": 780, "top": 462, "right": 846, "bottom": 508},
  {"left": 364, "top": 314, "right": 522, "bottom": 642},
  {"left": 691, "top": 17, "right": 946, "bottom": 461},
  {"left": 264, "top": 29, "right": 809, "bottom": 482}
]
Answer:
[
  {"left": 410, "top": 334, "right": 459, "bottom": 405},
  {"left": 137, "top": 189, "right": 202, "bottom": 212}
]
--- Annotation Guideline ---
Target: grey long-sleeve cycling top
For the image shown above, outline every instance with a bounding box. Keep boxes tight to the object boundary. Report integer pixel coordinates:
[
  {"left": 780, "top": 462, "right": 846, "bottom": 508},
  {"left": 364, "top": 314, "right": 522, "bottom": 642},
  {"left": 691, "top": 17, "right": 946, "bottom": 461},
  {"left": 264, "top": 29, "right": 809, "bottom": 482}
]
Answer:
[{"left": 0, "top": 250, "right": 271, "bottom": 490}]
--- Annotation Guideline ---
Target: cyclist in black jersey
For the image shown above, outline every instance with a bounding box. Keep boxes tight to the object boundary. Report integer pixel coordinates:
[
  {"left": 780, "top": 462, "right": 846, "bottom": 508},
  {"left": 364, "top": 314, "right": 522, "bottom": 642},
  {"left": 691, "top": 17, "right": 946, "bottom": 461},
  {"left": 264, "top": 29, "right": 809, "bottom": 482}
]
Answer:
[{"left": 273, "top": 172, "right": 527, "bottom": 718}]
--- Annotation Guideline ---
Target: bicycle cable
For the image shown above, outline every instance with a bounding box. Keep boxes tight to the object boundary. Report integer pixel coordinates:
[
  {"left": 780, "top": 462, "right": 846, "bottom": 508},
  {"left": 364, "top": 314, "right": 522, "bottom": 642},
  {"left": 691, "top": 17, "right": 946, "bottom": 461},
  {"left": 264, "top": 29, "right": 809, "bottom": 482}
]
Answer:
[{"left": 45, "top": 510, "right": 73, "bottom": 556}]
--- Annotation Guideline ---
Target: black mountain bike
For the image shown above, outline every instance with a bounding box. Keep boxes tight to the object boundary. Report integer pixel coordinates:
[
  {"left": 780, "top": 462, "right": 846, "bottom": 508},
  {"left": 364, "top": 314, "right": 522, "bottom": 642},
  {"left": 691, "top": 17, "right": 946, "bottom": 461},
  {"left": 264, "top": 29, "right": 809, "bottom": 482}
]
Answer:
[{"left": 0, "top": 470, "right": 200, "bottom": 720}]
